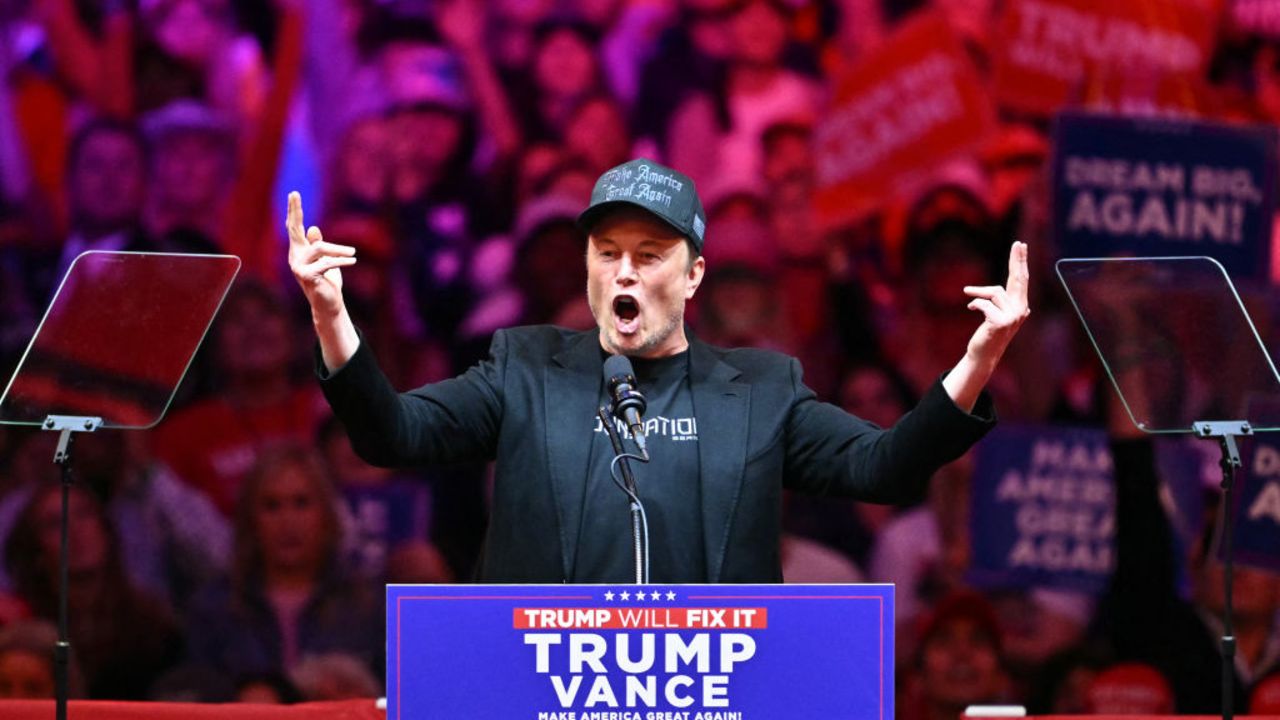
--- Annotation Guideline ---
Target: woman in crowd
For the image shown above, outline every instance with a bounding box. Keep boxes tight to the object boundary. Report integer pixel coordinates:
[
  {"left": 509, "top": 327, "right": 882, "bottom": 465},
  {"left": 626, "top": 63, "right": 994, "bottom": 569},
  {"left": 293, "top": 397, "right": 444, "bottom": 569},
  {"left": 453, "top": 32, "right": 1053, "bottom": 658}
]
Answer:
[{"left": 184, "top": 445, "right": 381, "bottom": 685}]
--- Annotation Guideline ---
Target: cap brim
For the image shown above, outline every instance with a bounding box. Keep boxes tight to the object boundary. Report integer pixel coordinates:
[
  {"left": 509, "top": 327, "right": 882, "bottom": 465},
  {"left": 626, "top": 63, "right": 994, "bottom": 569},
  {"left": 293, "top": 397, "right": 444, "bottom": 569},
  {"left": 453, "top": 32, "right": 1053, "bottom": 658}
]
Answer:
[{"left": 576, "top": 200, "right": 691, "bottom": 243}]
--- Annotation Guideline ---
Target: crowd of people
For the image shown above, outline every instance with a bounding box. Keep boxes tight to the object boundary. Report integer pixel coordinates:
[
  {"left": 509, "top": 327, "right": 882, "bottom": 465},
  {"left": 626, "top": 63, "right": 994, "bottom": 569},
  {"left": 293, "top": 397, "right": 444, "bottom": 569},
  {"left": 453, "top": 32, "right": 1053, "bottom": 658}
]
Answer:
[{"left": 0, "top": 0, "right": 1278, "bottom": 716}]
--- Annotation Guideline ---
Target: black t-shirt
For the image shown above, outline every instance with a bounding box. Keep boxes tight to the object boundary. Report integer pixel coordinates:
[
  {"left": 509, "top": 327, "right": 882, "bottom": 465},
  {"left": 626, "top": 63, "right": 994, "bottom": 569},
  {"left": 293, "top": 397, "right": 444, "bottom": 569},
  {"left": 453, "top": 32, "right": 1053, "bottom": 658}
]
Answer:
[{"left": 572, "top": 350, "right": 705, "bottom": 582}]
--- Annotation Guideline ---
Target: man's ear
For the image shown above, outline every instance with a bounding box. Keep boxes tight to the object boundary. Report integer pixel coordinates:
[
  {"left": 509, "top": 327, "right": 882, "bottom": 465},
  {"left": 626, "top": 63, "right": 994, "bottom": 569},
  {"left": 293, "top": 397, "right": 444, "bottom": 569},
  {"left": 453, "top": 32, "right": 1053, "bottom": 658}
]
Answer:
[{"left": 686, "top": 255, "right": 706, "bottom": 299}]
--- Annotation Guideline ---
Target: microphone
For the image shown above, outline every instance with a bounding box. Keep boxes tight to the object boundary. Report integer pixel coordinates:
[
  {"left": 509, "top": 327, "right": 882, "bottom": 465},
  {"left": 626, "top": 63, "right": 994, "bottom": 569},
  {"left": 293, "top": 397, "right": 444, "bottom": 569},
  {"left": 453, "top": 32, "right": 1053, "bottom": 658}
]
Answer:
[{"left": 603, "top": 354, "right": 648, "bottom": 458}]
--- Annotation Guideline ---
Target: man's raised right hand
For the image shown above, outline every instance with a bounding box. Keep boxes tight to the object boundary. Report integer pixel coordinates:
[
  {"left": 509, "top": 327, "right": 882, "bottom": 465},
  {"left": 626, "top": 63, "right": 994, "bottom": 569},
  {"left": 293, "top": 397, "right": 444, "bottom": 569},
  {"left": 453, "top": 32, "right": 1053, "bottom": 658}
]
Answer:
[{"left": 286, "top": 191, "right": 361, "bottom": 370}]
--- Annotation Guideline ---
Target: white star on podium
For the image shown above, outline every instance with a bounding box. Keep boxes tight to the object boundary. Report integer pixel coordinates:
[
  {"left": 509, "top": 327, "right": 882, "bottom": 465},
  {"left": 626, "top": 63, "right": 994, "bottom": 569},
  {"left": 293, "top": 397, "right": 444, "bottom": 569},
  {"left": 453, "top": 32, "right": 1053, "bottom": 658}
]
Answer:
[
  {"left": 620, "top": 591, "right": 631, "bottom": 601},
  {"left": 666, "top": 591, "right": 676, "bottom": 600},
  {"left": 603, "top": 591, "right": 615, "bottom": 601},
  {"left": 650, "top": 591, "right": 661, "bottom": 601}
]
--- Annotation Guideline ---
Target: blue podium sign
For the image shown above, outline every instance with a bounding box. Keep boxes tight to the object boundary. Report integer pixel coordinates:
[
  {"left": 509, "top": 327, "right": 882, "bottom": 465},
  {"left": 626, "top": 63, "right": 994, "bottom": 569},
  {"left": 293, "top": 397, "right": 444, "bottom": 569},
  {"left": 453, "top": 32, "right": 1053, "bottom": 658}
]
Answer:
[{"left": 387, "top": 584, "right": 894, "bottom": 720}]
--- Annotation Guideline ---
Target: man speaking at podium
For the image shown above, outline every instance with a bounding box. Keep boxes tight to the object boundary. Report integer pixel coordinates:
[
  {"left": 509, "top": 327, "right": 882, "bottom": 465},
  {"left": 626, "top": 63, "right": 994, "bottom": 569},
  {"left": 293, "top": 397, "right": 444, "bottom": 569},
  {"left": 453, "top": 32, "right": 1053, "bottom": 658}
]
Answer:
[{"left": 286, "top": 158, "right": 1029, "bottom": 584}]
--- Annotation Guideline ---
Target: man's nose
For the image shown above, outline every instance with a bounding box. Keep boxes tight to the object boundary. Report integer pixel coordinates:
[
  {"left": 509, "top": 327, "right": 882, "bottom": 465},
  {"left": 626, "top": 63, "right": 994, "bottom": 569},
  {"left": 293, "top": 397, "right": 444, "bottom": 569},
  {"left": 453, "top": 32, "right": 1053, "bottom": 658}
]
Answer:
[{"left": 616, "top": 254, "right": 638, "bottom": 284}]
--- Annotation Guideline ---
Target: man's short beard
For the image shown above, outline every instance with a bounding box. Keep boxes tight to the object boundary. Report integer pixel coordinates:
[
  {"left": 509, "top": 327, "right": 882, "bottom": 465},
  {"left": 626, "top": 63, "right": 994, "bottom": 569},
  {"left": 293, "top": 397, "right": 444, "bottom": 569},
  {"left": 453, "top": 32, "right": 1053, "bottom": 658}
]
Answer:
[{"left": 589, "top": 294, "right": 686, "bottom": 357}]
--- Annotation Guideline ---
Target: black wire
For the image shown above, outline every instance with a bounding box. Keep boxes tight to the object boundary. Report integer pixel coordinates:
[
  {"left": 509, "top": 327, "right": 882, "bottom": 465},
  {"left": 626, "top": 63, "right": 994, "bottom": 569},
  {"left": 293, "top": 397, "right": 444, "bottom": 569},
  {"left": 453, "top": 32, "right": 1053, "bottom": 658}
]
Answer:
[
  {"left": 610, "top": 452, "right": 652, "bottom": 583},
  {"left": 609, "top": 451, "right": 648, "bottom": 499}
]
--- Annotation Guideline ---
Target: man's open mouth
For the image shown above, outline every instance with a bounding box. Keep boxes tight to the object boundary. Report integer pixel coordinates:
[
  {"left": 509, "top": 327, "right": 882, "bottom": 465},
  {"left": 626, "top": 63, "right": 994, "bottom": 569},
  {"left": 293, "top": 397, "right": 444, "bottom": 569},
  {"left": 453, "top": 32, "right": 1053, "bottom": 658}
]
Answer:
[{"left": 613, "top": 295, "right": 640, "bottom": 335}]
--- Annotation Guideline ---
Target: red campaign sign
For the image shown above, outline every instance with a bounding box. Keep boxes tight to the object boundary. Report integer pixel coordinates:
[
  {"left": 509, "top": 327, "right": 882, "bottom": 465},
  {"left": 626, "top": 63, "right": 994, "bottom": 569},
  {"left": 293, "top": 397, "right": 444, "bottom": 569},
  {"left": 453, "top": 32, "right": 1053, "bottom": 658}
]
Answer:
[
  {"left": 1074, "top": 71, "right": 1212, "bottom": 117},
  {"left": 992, "top": 0, "right": 1222, "bottom": 117},
  {"left": 813, "top": 11, "right": 996, "bottom": 228}
]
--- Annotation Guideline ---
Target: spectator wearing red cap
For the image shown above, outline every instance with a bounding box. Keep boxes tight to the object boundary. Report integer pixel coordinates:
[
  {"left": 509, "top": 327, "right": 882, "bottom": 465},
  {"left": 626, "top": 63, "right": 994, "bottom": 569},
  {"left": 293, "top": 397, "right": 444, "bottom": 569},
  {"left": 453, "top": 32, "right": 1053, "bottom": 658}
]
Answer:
[
  {"left": 1252, "top": 671, "right": 1280, "bottom": 715},
  {"left": 1085, "top": 662, "right": 1175, "bottom": 714},
  {"left": 902, "top": 591, "right": 1011, "bottom": 720}
]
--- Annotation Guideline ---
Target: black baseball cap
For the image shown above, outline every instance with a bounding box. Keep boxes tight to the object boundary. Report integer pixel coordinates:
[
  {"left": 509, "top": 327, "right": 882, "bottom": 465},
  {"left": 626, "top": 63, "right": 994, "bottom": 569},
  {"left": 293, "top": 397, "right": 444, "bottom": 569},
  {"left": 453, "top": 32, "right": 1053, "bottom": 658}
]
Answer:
[{"left": 577, "top": 158, "right": 708, "bottom": 253}]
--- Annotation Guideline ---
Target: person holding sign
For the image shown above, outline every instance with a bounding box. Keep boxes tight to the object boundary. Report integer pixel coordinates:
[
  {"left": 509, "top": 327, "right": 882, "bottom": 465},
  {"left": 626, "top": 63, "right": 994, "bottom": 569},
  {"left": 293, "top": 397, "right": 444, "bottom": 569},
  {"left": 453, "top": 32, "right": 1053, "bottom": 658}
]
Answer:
[
  {"left": 1103, "top": 392, "right": 1280, "bottom": 713},
  {"left": 286, "top": 157, "right": 1030, "bottom": 583}
]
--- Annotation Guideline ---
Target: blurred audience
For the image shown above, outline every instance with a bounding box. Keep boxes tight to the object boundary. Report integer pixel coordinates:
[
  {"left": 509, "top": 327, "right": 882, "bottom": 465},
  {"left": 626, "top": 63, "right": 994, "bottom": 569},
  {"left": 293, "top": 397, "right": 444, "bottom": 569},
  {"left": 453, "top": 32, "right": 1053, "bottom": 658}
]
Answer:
[
  {"left": 290, "top": 652, "right": 380, "bottom": 701},
  {"left": 0, "top": 431, "right": 230, "bottom": 615},
  {"left": 233, "top": 671, "right": 302, "bottom": 704},
  {"left": 0, "top": 619, "right": 78, "bottom": 699},
  {"left": 318, "top": 416, "right": 435, "bottom": 582},
  {"left": 1104, "top": 430, "right": 1280, "bottom": 713},
  {"left": 153, "top": 280, "right": 327, "bottom": 516},
  {"left": 184, "top": 445, "right": 381, "bottom": 682},
  {"left": 3, "top": 484, "right": 181, "bottom": 699},
  {"left": 668, "top": 0, "right": 819, "bottom": 189},
  {"left": 0, "top": 0, "right": 1276, "bottom": 706},
  {"left": 900, "top": 591, "right": 1010, "bottom": 720}
]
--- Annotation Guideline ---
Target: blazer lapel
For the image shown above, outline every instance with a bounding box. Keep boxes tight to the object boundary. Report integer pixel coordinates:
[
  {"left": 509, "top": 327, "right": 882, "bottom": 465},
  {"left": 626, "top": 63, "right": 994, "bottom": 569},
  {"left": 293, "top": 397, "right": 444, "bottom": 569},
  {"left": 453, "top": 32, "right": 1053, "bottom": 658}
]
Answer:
[
  {"left": 689, "top": 339, "right": 750, "bottom": 582},
  {"left": 545, "top": 330, "right": 605, "bottom": 580}
]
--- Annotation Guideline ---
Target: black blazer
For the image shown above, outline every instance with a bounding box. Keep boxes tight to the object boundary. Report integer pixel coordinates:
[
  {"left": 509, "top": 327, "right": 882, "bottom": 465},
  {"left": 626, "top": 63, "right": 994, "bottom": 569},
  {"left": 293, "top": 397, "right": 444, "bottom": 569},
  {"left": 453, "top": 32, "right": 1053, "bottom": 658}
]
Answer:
[{"left": 319, "top": 325, "right": 995, "bottom": 582}]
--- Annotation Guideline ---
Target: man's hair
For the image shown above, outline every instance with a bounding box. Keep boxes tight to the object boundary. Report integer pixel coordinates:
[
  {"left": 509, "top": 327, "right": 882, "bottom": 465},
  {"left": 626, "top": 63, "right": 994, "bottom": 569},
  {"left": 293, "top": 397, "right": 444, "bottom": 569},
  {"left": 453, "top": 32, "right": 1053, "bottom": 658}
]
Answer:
[{"left": 683, "top": 238, "right": 701, "bottom": 271}]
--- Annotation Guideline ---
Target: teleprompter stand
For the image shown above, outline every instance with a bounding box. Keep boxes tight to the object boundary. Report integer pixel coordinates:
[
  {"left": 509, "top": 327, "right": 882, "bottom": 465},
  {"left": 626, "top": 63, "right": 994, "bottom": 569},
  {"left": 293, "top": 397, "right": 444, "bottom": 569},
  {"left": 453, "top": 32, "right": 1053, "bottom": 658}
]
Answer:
[
  {"left": 45, "top": 414, "right": 101, "bottom": 720},
  {"left": 1193, "top": 420, "right": 1252, "bottom": 720}
]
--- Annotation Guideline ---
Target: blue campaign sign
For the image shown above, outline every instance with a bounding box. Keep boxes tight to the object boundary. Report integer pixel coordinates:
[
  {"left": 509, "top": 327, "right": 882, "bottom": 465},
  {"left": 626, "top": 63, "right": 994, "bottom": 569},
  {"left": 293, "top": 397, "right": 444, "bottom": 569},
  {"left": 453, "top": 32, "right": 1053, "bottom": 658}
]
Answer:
[
  {"left": 967, "top": 424, "right": 1115, "bottom": 594},
  {"left": 1051, "top": 112, "right": 1278, "bottom": 281},
  {"left": 1235, "top": 434, "right": 1280, "bottom": 573},
  {"left": 387, "top": 584, "right": 894, "bottom": 720},
  {"left": 342, "top": 479, "right": 432, "bottom": 578}
]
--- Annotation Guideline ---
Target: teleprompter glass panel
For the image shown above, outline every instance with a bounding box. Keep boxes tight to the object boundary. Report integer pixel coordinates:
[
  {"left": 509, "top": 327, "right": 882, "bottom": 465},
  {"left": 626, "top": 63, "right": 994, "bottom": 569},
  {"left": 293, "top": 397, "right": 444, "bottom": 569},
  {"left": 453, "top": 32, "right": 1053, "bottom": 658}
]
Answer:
[
  {"left": 0, "top": 251, "right": 240, "bottom": 428},
  {"left": 1057, "top": 257, "right": 1280, "bottom": 433}
]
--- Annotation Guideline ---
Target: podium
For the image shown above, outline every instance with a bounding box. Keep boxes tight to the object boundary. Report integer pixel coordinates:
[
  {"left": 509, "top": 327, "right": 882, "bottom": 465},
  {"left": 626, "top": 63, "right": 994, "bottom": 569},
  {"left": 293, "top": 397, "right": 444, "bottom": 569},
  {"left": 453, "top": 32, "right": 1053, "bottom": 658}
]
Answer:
[{"left": 386, "top": 583, "right": 894, "bottom": 719}]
